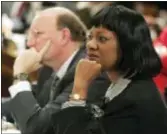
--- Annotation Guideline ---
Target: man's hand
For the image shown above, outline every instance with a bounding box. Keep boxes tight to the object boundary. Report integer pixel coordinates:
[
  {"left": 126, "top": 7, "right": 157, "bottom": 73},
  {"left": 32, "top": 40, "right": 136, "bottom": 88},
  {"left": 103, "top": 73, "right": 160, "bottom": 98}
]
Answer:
[
  {"left": 13, "top": 40, "right": 51, "bottom": 76},
  {"left": 72, "top": 59, "right": 101, "bottom": 99}
]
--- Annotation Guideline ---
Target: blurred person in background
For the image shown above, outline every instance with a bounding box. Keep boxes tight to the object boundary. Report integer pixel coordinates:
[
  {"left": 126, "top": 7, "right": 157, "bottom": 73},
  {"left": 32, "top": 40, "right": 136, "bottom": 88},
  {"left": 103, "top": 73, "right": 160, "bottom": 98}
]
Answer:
[
  {"left": 134, "top": 2, "right": 162, "bottom": 41},
  {"left": 4, "top": 6, "right": 110, "bottom": 133},
  {"left": 76, "top": 2, "right": 113, "bottom": 29},
  {"left": 153, "top": 26, "right": 167, "bottom": 101}
]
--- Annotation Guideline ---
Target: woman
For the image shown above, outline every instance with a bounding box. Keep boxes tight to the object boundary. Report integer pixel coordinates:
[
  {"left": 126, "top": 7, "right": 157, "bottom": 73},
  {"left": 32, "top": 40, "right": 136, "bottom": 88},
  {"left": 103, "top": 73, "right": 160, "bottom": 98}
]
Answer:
[{"left": 52, "top": 5, "right": 167, "bottom": 134}]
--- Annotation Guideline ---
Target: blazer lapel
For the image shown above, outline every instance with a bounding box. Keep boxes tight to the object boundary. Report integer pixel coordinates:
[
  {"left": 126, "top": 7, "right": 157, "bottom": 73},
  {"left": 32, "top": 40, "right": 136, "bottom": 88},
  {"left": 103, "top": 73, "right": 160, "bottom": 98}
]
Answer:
[{"left": 103, "top": 85, "right": 135, "bottom": 117}]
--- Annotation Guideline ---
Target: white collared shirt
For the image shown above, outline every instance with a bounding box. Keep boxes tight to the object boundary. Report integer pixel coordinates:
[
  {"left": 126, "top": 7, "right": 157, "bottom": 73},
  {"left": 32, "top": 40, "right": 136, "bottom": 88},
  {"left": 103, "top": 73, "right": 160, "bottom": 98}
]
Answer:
[
  {"left": 9, "top": 49, "right": 79, "bottom": 98},
  {"left": 56, "top": 49, "right": 78, "bottom": 80}
]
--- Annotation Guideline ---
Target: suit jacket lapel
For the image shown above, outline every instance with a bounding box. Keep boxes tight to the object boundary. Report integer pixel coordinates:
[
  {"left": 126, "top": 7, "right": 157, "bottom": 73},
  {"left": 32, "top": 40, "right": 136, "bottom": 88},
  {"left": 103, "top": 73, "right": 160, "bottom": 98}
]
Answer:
[
  {"left": 53, "top": 45, "right": 86, "bottom": 98},
  {"left": 36, "top": 77, "right": 53, "bottom": 107}
]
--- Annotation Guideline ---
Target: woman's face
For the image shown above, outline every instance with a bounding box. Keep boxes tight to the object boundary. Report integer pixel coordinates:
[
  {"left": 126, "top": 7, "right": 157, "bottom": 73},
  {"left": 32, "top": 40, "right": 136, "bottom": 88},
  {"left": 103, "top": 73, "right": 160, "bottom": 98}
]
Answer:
[{"left": 86, "top": 26, "right": 119, "bottom": 70}]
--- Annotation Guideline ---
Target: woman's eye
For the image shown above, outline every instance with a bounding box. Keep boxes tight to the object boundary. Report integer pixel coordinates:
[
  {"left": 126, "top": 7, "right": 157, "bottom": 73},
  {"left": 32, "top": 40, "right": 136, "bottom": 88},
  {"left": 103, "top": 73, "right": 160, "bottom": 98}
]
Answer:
[{"left": 98, "top": 36, "right": 108, "bottom": 42}]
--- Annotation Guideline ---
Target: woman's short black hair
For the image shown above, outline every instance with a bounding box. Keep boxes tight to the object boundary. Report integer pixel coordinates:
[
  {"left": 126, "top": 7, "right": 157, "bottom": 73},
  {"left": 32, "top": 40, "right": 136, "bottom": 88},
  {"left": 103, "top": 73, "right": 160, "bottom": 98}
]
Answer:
[{"left": 91, "top": 5, "right": 162, "bottom": 79}]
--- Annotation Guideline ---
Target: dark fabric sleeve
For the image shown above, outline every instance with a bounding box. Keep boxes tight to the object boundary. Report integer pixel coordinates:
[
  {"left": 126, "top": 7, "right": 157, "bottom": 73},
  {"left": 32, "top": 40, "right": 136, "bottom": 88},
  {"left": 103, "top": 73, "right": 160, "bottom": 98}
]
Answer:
[
  {"left": 137, "top": 94, "right": 167, "bottom": 134},
  {"left": 51, "top": 105, "right": 138, "bottom": 134},
  {"left": 9, "top": 83, "right": 73, "bottom": 134},
  {"left": 2, "top": 101, "right": 15, "bottom": 123},
  {"left": 9, "top": 72, "right": 110, "bottom": 134},
  {"left": 51, "top": 106, "right": 90, "bottom": 134},
  {"left": 132, "top": 80, "right": 167, "bottom": 134}
]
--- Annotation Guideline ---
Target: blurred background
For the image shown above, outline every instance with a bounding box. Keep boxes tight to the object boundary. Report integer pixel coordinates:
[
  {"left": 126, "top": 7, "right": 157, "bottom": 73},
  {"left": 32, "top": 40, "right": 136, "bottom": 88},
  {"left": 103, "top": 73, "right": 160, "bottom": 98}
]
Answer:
[{"left": 1, "top": 1, "right": 167, "bottom": 98}]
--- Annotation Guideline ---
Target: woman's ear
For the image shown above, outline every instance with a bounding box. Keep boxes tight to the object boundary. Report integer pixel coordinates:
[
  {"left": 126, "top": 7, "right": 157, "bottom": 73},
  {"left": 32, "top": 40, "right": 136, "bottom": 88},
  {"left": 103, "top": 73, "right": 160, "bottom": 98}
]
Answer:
[{"left": 60, "top": 28, "right": 71, "bottom": 46}]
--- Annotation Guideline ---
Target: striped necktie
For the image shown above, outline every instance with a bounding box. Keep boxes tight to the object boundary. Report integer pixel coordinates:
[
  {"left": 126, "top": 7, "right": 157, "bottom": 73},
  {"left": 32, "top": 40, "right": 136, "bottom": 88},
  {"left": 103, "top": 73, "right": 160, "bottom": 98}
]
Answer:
[{"left": 49, "top": 73, "right": 59, "bottom": 101}]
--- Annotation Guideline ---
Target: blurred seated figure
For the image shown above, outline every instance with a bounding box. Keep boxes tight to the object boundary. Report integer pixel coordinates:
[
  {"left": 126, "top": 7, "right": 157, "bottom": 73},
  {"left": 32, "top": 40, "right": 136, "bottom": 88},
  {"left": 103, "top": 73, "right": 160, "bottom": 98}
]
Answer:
[
  {"left": 9, "top": 2, "right": 30, "bottom": 33},
  {"left": 2, "top": 13, "right": 27, "bottom": 57},
  {"left": 2, "top": 13, "right": 17, "bottom": 57},
  {"left": 2, "top": 14, "right": 18, "bottom": 98},
  {"left": 133, "top": 2, "right": 163, "bottom": 41},
  {"left": 10, "top": 1, "right": 57, "bottom": 34},
  {"left": 76, "top": 2, "right": 113, "bottom": 29},
  {"left": 153, "top": 26, "right": 167, "bottom": 100}
]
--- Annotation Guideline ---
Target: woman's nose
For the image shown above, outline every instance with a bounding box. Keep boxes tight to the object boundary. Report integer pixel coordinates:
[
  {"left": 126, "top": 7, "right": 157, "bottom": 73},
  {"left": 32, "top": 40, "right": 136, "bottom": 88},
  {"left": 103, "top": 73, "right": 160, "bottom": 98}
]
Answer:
[{"left": 86, "top": 39, "right": 98, "bottom": 50}]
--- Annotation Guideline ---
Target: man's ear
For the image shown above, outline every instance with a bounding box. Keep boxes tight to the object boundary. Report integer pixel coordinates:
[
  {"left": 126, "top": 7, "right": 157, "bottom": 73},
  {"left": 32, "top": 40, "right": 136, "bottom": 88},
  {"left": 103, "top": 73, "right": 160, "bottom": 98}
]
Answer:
[{"left": 60, "top": 28, "right": 71, "bottom": 46}]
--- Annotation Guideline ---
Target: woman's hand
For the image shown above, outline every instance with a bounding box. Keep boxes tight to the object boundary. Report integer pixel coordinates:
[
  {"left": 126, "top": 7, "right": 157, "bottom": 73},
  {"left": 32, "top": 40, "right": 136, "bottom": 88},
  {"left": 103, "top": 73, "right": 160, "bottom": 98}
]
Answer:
[{"left": 72, "top": 59, "right": 101, "bottom": 99}]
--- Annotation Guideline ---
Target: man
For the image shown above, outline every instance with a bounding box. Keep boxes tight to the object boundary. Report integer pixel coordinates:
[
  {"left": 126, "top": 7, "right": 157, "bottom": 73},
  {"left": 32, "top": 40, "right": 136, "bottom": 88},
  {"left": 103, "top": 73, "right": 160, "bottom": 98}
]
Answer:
[{"left": 7, "top": 7, "right": 110, "bottom": 134}]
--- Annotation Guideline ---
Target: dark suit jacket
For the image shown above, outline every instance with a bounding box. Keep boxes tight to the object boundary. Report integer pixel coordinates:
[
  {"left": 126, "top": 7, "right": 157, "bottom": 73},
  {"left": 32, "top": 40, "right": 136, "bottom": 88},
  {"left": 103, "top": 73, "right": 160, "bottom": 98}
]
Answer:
[
  {"left": 51, "top": 78, "right": 167, "bottom": 134},
  {"left": 9, "top": 45, "right": 111, "bottom": 134}
]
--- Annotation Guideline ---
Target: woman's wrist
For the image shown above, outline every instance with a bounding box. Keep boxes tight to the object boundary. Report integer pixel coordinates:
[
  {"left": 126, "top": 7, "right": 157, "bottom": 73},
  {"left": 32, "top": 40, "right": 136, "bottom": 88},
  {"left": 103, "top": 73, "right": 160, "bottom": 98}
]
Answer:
[
  {"left": 71, "top": 82, "right": 89, "bottom": 100},
  {"left": 69, "top": 93, "right": 86, "bottom": 101}
]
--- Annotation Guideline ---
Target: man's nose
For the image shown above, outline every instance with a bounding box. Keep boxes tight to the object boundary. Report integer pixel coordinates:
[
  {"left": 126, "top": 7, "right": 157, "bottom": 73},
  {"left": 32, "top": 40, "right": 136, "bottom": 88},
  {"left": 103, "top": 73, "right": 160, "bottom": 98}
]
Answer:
[{"left": 26, "top": 35, "right": 36, "bottom": 48}]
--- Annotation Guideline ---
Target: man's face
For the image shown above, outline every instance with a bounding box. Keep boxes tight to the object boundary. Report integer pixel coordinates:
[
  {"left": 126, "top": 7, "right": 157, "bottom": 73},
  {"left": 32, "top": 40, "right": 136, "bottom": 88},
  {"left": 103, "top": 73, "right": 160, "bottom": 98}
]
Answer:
[{"left": 27, "top": 15, "right": 62, "bottom": 62}]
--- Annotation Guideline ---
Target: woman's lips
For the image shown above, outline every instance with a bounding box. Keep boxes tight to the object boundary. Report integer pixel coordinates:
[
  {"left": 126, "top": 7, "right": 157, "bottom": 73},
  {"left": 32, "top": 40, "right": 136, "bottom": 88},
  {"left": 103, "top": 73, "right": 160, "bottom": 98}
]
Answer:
[{"left": 87, "top": 54, "right": 99, "bottom": 61}]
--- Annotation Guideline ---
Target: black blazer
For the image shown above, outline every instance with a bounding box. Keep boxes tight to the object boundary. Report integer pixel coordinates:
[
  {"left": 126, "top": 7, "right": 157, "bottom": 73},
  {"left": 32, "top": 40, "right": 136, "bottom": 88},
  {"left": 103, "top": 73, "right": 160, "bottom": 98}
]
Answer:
[
  {"left": 51, "top": 78, "right": 167, "bottom": 134},
  {"left": 9, "top": 45, "right": 111, "bottom": 134}
]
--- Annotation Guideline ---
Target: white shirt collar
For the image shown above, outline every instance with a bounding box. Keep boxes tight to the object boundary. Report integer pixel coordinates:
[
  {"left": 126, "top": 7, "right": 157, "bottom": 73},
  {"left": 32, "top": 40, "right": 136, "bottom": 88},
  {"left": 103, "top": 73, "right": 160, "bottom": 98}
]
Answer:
[
  {"left": 56, "top": 49, "right": 79, "bottom": 79},
  {"left": 105, "top": 78, "right": 131, "bottom": 102}
]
